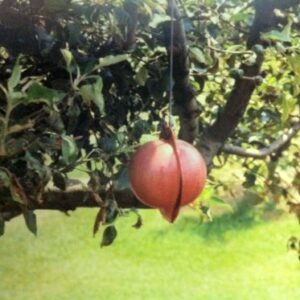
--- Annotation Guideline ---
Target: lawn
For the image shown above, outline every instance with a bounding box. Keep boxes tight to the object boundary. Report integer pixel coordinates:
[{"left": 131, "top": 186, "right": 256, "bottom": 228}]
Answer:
[{"left": 1, "top": 207, "right": 300, "bottom": 300}]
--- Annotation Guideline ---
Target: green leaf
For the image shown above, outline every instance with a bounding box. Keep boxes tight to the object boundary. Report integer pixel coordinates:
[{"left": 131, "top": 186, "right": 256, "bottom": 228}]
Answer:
[
  {"left": 116, "top": 128, "right": 127, "bottom": 144},
  {"left": 282, "top": 18, "right": 293, "bottom": 39},
  {"left": 100, "top": 225, "right": 118, "bottom": 247},
  {"left": 199, "top": 204, "right": 213, "bottom": 222},
  {"left": 135, "top": 65, "right": 149, "bottom": 86},
  {"left": 189, "top": 47, "right": 207, "bottom": 65},
  {"left": 8, "top": 58, "right": 22, "bottom": 91},
  {"left": 62, "top": 136, "right": 78, "bottom": 165},
  {"left": 281, "top": 94, "right": 297, "bottom": 122},
  {"left": 0, "top": 215, "right": 4, "bottom": 237},
  {"left": 80, "top": 77, "right": 105, "bottom": 114},
  {"left": 105, "top": 204, "right": 119, "bottom": 224},
  {"left": 289, "top": 55, "right": 300, "bottom": 94},
  {"left": 229, "top": 68, "right": 244, "bottom": 79},
  {"left": 230, "top": 12, "right": 250, "bottom": 22},
  {"left": 114, "top": 167, "right": 130, "bottom": 191},
  {"left": 132, "top": 119, "right": 151, "bottom": 140},
  {"left": 25, "top": 152, "right": 41, "bottom": 170},
  {"left": 60, "top": 48, "right": 78, "bottom": 74},
  {"left": 261, "top": 30, "right": 291, "bottom": 43},
  {"left": 99, "top": 136, "right": 117, "bottom": 153},
  {"left": 23, "top": 210, "right": 37, "bottom": 236},
  {"left": 140, "top": 133, "right": 157, "bottom": 144},
  {"left": 252, "top": 44, "right": 264, "bottom": 55},
  {"left": 49, "top": 111, "right": 65, "bottom": 133},
  {"left": 0, "top": 168, "right": 11, "bottom": 187},
  {"left": 275, "top": 42, "right": 286, "bottom": 54},
  {"left": 288, "top": 54, "right": 300, "bottom": 76},
  {"left": 149, "top": 13, "right": 170, "bottom": 28},
  {"left": 27, "top": 83, "right": 65, "bottom": 106},
  {"left": 61, "top": 49, "right": 74, "bottom": 70},
  {"left": 91, "top": 78, "right": 104, "bottom": 113},
  {"left": 98, "top": 54, "right": 129, "bottom": 68},
  {"left": 248, "top": 133, "right": 264, "bottom": 144},
  {"left": 80, "top": 85, "right": 92, "bottom": 105}
]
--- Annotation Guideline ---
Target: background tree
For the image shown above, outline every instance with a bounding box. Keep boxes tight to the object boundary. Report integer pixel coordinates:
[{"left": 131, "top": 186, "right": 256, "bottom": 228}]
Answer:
[{"left": 0, "top": 0, "right": 300, "bottom": 242}]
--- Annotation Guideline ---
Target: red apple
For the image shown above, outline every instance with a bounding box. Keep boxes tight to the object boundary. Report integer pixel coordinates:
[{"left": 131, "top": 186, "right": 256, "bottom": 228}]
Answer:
[{"left": 129, "top": 135, "right": 207, "bottom": 222}]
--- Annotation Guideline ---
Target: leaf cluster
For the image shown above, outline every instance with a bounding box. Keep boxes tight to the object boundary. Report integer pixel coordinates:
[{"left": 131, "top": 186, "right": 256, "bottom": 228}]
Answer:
[{"left": 0, "top": 0, "right": 300, "bottom": 242}]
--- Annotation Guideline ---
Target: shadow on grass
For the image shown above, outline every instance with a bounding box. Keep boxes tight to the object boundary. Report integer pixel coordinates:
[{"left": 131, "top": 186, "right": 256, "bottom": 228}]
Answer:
[{"left": 174, "top": 201, "right": 266, "bottom": 241}]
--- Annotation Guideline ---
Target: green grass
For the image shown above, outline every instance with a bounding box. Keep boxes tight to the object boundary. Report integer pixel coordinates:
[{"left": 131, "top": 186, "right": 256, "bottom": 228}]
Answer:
[{"left": 1, "top": 207, "right": 300, "bottom": 300}]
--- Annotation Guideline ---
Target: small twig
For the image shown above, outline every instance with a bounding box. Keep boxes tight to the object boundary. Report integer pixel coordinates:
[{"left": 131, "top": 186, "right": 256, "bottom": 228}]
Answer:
[
  {"left": 222, "top": 121, "right": 300, "bottom": 159},
  {"left": 207, "top": 45, "right": 252, "bottom": 55}
]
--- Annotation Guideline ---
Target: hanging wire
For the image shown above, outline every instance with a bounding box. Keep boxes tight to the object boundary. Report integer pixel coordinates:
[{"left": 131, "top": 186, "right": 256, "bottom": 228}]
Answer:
[{"left": 168, "top": 0, "right": 175, "bottom": 127}]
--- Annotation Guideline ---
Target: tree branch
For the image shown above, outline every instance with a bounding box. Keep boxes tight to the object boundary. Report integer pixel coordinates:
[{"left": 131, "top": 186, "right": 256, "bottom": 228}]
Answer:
[
  {"left": 122, "top": 0, "right": 139, "bottom": 51},
  {"left": 222, "top": 122, "right": 300, "bottom": 159},
  {"left": 197, "top": 0, "right": 300, "bottom": 167},
  {"left": 164, "top": 0, "right": 201, "bottom": 143},
  {"left": 197, "top": 55, "right": 264, "bottom": 166},
  {"left": 0, "top": 187, "right": 148, "bottom": 221}
]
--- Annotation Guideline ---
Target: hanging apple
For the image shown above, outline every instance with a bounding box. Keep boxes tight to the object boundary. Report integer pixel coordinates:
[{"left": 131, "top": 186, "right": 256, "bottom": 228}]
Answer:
[{"left": 129, "top": 125, "right": 207, "bottom": 222}]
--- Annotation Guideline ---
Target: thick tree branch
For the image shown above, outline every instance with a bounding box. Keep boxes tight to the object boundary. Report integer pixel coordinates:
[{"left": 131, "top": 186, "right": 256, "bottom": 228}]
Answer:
[
  {"left": 0, "top": 187, "right": 148, "bottom": 221},
  {"left": 197, "top": 56, "right": 264, "bottom": 166},
  {"left": 222, "top": 122, "right": 300, "bottom": 159},
  {"left": 120, "top": 0, "right": 139, "bottom": 51},
  {"left": 164, "top": 0, "right": 200, "bottom": 143},
  {"left": 197, "top": 0, "right": 300, "bottom": 167}
]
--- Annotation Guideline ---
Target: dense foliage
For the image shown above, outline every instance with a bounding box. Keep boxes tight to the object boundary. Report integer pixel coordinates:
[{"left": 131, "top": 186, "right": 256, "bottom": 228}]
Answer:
[{"left": 0, "top": 0, "right": 300, "bottom": 243}]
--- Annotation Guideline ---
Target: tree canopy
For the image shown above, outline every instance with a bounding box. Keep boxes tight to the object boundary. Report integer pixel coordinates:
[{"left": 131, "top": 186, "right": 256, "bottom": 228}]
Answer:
[{"left": 0, "top": 0, "right": 300, "bottom": 243}]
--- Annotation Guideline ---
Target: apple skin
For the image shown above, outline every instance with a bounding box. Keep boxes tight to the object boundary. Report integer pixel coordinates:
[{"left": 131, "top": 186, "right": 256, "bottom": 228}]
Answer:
[{"left": 129, "top": 138, "right": 207, "bottom": 222}]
